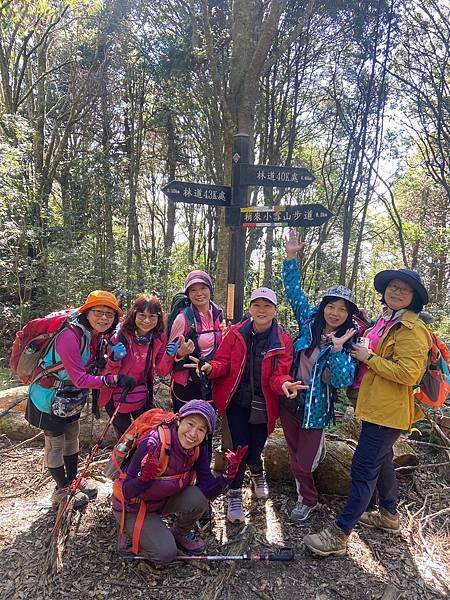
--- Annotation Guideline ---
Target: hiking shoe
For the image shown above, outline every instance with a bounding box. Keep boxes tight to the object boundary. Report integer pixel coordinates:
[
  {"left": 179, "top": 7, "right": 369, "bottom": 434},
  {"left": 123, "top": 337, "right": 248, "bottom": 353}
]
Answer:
[
  {"left": 74, "top": 477, "right": 98, "bottom": 500},
  {"left": 250, "top": 471, "right": 269, "bottom": 499},
  {"left": 199, "top": 503, "right": 214, "bottom": 524},
  {"left": 290, "top": 501, "right": 318, "bottom": 522},
  {"left": 303, "top": 523, "right": 349, "bottom": 557},
  {"left": 173, "top": 530, "right": 206, "bottom": 555},
  {"left": 50, "top": 486, "right": 89, "bottom": 510},
  {"left": 227, "top": 489, "right": 245, "bottom": 523},
  {"left": 359, "top": 507, "right": 400, "bottom": 532}
]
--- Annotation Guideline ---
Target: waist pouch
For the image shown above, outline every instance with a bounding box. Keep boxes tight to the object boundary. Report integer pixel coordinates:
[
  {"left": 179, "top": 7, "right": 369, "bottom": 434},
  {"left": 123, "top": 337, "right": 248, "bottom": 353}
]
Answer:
[
  {"left": 51, "top": 385, "right": 88, "bottom": 418},
  {"left": 249, "top": 394, "right": 268, "bottom": 425},
  {"left": 279, "top": 391, "right": 305, "bottom": 424},
  {"left": 112, "top": 384, "right": 149, "bottom": 413}
]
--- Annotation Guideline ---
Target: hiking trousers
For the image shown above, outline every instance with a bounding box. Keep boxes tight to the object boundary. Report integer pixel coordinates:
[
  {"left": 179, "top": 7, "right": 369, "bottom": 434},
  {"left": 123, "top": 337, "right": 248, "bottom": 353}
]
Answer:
[
  {"left": 336, "top": 420, "right": 401, "bottom": 534},
  {"left": 113, "top": 485, "right": 208, "bottom": 564},
  {"left": 279, "top": 404, "right": 324, "bottom": 507}
]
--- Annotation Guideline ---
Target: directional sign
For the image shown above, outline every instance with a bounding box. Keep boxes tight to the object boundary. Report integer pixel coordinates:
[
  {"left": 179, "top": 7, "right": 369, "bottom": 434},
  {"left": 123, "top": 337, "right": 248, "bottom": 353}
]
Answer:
[
  {"left": 239, "top": 164, "right": 315, "bottom": 189},
  {"left": 240, "top": 204, "right": 332, "bottom": 228},
  {"left": 162, "top": 180, "right": 231, "bottom": 207}
]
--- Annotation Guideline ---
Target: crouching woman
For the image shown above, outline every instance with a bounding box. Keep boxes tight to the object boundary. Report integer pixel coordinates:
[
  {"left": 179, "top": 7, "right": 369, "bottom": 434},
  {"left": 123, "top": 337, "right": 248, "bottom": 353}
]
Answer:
[{"left": 111, "top": 400, "right": 245, "bottom": 563}]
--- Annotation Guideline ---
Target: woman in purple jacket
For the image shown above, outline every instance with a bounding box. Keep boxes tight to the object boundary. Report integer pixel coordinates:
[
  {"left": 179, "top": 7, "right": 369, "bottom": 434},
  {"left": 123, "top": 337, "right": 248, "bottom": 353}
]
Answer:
[
  {"left": 112, "top": 400, "right": 246, "bottom": 563},
  {"left": 99, "top": 294, "right": 191, "bottom": 437}
]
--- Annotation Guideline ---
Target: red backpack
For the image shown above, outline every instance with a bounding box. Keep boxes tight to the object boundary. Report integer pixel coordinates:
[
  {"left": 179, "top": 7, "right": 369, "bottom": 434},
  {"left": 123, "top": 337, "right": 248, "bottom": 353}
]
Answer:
[
  {"left": 9, "top": 309, "right": 82, "bottom": 385},
  {"left": 106, "top": 408, "right": 200, "bottom": 554},
  {"left": 415, "top": 332, "right": 450, "bottom": 409}
]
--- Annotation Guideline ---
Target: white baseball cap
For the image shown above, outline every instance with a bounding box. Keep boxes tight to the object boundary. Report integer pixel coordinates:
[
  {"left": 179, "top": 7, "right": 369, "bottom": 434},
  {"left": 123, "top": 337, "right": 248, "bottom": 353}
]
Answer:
[{"left": 249, "top": 287, "right": 277, "bottom": 306}]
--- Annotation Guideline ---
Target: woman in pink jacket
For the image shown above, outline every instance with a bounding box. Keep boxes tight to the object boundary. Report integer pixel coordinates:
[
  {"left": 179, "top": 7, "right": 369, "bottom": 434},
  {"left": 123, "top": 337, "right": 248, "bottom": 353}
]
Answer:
[{"left": 99, "top": 294, "right": 175, "bottom": 437}]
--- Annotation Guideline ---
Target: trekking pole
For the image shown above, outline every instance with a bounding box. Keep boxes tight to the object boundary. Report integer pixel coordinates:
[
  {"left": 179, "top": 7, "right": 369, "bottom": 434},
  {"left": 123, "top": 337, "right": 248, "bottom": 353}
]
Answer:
[
  {"left": 52, "top": 385, "right": 131, "bottom": 534},
  {"left": 119, "top": 547, "right": 295, "bottom": 562}
]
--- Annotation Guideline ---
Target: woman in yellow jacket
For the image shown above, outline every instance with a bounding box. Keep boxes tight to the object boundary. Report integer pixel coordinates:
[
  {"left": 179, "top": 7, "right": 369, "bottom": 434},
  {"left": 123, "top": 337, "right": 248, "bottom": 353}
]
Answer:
[{"left": 304, "top": 268, "right": 431, "bottom": 557}]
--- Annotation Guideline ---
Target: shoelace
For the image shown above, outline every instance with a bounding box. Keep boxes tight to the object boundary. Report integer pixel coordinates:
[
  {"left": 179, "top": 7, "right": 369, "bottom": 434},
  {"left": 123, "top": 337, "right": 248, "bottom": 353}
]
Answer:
[
  {"left": 252, "top": 473, "right": 267, "bottom": 489},
  {"left": 229, "top": 495, "right": 243, "bottom": 510},
  {"left": 183, "top": 531, "right": 199, "bottom": 543}
]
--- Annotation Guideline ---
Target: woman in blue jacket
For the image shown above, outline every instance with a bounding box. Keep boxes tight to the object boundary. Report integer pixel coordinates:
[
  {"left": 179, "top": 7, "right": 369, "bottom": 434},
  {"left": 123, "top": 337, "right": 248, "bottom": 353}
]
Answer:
[{"left": 281, "top": 230, "right": 358, "bottom": 522}]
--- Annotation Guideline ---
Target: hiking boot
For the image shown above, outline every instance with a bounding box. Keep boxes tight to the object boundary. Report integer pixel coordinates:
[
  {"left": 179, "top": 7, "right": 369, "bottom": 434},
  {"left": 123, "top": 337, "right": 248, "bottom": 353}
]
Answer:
[
  {"left": 359, "top": 507, "right": 400, "bottom": 532},
  {"left": 50, "top": 486, "right": 89, "bottom": 510},
  {"left": 199, "top": 503, "right": 214, "bottom": 524},
  {"left": 290, "top": 501, "right": 318, "bottom": 523},
  {"left": 303, "top": 523, "right": 349, "bottom": 557},
  {"left": 250, "top": 471, "right": 269, "bottom": 499},
  {"left": 173, "top": 530, "right": 206, "bottom": 555},
  {"left": 227, "top": 489, "right": 245, "bottom": 523},
  {"left": 73, "top": 477, "right": 98, "bottom": 500}
]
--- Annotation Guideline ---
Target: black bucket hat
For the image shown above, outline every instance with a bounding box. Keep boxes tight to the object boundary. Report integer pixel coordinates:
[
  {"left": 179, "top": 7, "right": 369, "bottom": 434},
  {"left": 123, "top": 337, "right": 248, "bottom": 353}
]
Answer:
[{"left": 374, "top": 268, "right": 429, "bottom": 306}]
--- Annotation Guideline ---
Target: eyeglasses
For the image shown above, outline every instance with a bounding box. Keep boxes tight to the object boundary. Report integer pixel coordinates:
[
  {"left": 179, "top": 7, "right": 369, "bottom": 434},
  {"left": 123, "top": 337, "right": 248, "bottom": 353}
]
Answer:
[
  {"left": 136, "top": 312, "right": 159, "bottom": 322},
  {"left": 90, "top": 309, "right": 115, "bottom": 319},
  {"left": 386, "top": 283, "right": 413, "bottom": 295}
]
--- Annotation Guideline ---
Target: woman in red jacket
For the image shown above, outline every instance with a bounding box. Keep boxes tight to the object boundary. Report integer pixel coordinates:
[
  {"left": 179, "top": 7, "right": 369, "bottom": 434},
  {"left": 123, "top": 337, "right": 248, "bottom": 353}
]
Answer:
[
  {"left": 99, "top": 294, "right": 185, "bottom": 437},
  {"left": 189, "top": 287, "right": 304, "bottom": 523}
]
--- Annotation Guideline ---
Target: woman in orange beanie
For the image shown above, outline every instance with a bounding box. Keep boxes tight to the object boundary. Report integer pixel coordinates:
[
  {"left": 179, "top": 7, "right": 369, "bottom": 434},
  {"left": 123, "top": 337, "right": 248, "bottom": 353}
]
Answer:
[{"left": 26, "top": 290, "right": 135, "bottom": 509}]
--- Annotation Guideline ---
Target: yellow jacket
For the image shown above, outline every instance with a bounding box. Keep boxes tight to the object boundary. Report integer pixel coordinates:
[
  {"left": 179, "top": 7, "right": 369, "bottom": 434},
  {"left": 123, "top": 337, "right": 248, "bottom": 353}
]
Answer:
[{"left": 355, "top": 310, "right": 431, "bottom": 430}]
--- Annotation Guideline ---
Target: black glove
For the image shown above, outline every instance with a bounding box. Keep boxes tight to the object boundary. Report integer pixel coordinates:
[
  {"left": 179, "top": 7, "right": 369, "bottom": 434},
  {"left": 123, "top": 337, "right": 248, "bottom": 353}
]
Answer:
[{"left": 117, "top": 374, "right": 137, "bottom": 389}]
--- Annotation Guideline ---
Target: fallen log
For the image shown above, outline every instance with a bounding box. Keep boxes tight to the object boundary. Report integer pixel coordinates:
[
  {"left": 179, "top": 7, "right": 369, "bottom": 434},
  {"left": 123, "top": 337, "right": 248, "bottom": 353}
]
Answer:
[
  {"left": 0, "top": 400, "right": 117, "bottom": 446},
  {"left": 264, "top": 426, "right": 418, "bottom": 496}
]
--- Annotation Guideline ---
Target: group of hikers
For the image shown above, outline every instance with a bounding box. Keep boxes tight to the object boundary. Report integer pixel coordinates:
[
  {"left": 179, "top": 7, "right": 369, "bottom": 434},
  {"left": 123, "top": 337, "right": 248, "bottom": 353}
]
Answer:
[{"left": 23, "top": 230, "right": 433, "bottom": 562}]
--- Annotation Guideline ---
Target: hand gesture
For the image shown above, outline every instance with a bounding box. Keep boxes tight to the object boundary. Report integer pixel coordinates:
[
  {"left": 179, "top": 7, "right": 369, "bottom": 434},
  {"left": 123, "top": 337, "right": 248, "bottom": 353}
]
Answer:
[
  {"left": 285, "top": 229, "right": 306, "bottom": 259},
  {"left": 350, "top": 343, "right": 371, "bottom": 362},
  {"left": 281, "top": 380, "right": 308, "bottom": 399},
  {"left": 177, "top": 335, "right": 195, "bottom": 358},
  {"left": 111, "top": 342, "right": 127, "bottom": 361},
  {"left": 183, "top": 355, "right": 212, "bottom": 375},
  {"left": 116, "top": 374, "right": 137, "bottom": 389},
  {"left": 329, "top": 327, "right": 356, "bottom": 351},
  {"left": 224, "top": 445, "right": 248, "bottom": 482},
  {"left": 138, "top": 452, "right": 161, "bottom": 481}
]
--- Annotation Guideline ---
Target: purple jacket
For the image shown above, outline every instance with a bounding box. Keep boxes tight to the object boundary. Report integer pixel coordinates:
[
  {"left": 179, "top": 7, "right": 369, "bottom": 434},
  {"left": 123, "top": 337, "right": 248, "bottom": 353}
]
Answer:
[{"left": 112, "top": 422, "right": 227, "bottom": 513}]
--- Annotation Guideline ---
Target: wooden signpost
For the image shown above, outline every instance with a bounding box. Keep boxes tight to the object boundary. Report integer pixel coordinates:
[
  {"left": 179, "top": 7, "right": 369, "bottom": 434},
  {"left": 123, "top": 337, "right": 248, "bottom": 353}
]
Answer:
[{"left": 161, "top": 133, "right": 332, "bottom": 322}]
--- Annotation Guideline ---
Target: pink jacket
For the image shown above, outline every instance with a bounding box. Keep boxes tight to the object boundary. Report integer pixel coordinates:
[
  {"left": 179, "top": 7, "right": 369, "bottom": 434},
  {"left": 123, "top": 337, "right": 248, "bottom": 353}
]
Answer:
[{"left": 99, "top": 328, "right": 173, "bottom": 413}]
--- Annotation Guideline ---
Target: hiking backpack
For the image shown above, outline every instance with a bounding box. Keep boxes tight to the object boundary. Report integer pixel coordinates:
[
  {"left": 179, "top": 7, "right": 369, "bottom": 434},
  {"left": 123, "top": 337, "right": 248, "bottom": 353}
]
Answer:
[
  {"left": 9, "top": 309, "right": 82, "bottom": 385},
  {"left": 415, "top": 332, "right": 450, "bottom": 409},
  {"left": 106, "top": 407, "right": 200, "bottom": 554}
]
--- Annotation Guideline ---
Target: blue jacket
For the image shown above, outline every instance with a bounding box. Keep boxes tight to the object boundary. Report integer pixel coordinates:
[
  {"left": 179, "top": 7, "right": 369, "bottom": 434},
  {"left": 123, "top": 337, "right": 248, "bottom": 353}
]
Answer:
[{"left": 282, "top": 258, "right": 357, "bottom": 429}]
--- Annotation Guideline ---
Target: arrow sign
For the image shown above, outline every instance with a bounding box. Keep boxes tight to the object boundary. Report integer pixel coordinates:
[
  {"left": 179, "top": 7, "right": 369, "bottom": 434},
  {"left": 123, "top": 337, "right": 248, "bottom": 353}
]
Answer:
[
  {"left": 162, "top": 180, "right": 231, "bottom": 207},
  {"left": 240, "top": 204, "right": 332, "bottom": 227},
  {"left": 239, "top": 164, "right": 315, "bottom": 189}
]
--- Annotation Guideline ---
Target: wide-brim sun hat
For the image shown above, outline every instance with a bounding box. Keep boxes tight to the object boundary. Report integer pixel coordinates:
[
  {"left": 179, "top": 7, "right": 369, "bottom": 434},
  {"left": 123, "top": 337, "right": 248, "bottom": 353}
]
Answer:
[
  {"left": 321, "top": 285, "right": 358, "bottom": 313},
  {"left": 374, "top": 268, "right": 429, "bottom": 306},
  {"left": 184, "top": 270, "right": 213, "bottom": 295},
  {"left": 79, "top": 290, "right": 123, "bottom": 317},
  {"left": 179, "top": 399, "right": 216, "bottom": 434}
]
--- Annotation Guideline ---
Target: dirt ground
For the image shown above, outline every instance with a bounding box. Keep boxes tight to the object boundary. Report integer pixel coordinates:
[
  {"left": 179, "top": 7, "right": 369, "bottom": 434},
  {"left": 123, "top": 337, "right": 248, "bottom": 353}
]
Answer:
[{"left": 0, "top": 407, "right": 449, "bottom": 600}]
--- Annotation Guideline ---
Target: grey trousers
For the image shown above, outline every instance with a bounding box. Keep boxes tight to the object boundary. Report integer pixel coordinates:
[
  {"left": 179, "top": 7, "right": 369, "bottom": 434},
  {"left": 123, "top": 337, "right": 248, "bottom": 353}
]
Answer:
[{"left": 113, "top": 485, "right": 208, "bottom": 564}]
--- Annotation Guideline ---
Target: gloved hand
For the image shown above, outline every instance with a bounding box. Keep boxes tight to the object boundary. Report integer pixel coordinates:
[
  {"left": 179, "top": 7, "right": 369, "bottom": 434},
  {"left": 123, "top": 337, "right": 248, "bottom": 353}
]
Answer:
[
  {"left": 138, "top": 452, "right": 161, "bottom": 481},
  {"left": 111, "top": 341, "right": 127, "bottom": 361},
  {"left": 224, "top": 445, "right": 248, "bottom": 482},
  {"left": 116, "top": 374, "right": 137, "bottom": 389},
  {"left": 166, "top": 337, "right": 180, "bottom": 357}
]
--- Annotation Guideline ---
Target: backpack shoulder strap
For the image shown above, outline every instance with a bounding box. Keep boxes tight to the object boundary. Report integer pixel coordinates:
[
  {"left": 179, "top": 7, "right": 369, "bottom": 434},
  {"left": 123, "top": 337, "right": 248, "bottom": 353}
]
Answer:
[
  {"left": 156, "top": 424, "right": 172, "bottom": 476},
  {"left": 183, "top": 307, "right": 201, "bottom": 357}
]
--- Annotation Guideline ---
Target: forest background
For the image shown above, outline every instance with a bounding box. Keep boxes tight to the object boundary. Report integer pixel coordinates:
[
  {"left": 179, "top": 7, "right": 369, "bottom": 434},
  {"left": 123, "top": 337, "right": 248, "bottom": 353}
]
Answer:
[{"left": 0, "top": 0, "right": 449, "bottom": 371}]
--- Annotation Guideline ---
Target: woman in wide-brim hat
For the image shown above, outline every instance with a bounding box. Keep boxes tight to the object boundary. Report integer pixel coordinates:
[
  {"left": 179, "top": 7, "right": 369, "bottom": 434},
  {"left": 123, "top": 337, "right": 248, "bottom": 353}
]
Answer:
[
  {"left": 304, "top": 268, "right": 432, "bottom": 557},
  {"left": 26, "top": 290, "right": 136, "bottom": 510}
]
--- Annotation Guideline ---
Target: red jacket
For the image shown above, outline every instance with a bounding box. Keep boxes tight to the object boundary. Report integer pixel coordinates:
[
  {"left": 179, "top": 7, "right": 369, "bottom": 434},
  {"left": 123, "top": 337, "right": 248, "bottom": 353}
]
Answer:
[{"left": 208, "top": 319, "right": 293, "bottom": 434}]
